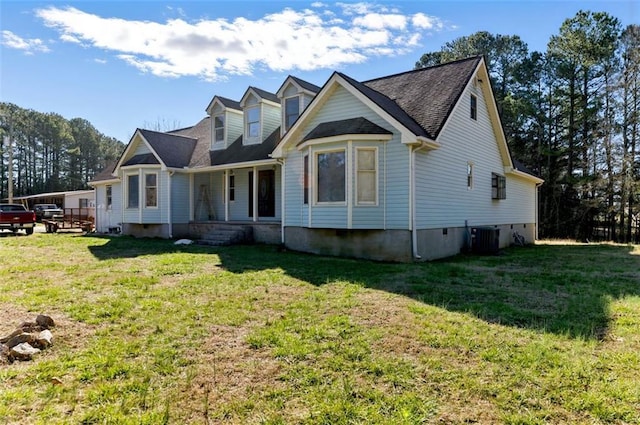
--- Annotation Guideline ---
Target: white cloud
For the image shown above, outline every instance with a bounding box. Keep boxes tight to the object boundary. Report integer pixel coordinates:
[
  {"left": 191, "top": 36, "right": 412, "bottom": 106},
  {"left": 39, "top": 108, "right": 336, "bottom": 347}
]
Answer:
[
  {"left": 310, "top": 2, "right": 327, "bottom": 7},
  {"left": 353, "top": 13, "right": 407, "bottom": 30},
  {"left": 412, "top": 13, "right": 444, "bottom": 30},
  {"left": 1, "top": 30, "right": 50, "bottom": 54},
  {"left": 94, "top": 58, "right": 107, "bottom": 64},
  {"left": 34, "top": 4, "right": 449, "bottom": 81}
]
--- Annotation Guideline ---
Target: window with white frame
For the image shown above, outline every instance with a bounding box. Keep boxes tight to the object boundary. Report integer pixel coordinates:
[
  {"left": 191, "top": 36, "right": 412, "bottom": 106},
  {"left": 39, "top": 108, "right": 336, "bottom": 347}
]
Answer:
[
  {"left": 356, "top": 148, "right": 377, "bottom": 204},
  {"left": 127, "top": 175, "right": 139, "bottom": 208},
  {"left": 316, "top": 150, "right": 346, "bottom": 203},
  {"left": 467, "top": 162, "right": 474, "bottom": 189},
  {"left": 285, "top": 97, "right": 299, "bottom": 131},
  {"left": 106, "top": 185, "right": 112, "bottom": 210},
  {"left": 246, "top": 107, "right": 260, "bottom": 139},
  {"left": 214, "top": 115, "right": 225, "bottom": 143},
  {"left": 145, "top": 173, "right": 157, "bottom": 207},
  {"left": 470, "top": 94, "right": 478, "bottom": 120}
]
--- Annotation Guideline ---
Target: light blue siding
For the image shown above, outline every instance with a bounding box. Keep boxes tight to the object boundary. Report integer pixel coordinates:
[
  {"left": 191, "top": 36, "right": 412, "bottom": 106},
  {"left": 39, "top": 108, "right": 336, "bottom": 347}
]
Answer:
[
  {"left": 263, "top": 104, "right": 281, "bottom": 139},
  {"left": 94, "top": 182, "right": 122, "bottom": 232},
  {"left": 227, "top": 111, "right": 243, "bottom": 145},
  {"left": 171, "top": 173, "right": 190, "bottom": 223},
  {"left": 415, "top": 80, "right": 536, "bottom": 229},
  {"left": 283, "top": 84, "right": 410, "bottom": 231}
]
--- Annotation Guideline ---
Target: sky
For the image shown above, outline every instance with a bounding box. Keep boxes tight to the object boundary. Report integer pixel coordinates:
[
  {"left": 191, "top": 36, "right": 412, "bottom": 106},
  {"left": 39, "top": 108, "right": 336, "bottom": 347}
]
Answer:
[{"left": 1, "top": 1, "right": 638, "bottom": 144}]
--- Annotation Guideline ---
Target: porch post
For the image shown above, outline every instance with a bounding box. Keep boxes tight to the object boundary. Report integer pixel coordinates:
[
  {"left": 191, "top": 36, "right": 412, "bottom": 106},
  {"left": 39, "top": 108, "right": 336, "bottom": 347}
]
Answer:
[{"left": 252, "top": 166, "right": 258, "bottom": 222}]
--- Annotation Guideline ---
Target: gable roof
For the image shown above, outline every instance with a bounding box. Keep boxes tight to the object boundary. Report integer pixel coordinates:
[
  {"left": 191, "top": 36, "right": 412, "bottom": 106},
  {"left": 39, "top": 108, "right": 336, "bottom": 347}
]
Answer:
[
  {"left": 363, "top": 56, "right": 482, "bottom": 140},
  {"left": 137, "top": 129, "right": 198, "bottom": 168},
  {"left": 122, "top": 153, "right": 160, "bottom": 166},
  {"left": 290, "top": 76, "right": 321, "bottom": 94},
  {"left": 215, "top": 96, "right": 242, "bottom": 111},
  {"left": 247, "top": 86, "right": 281, "bottom": 104},
  {"left": 301, "top": 117, "right": 392, "bottom": 143}
]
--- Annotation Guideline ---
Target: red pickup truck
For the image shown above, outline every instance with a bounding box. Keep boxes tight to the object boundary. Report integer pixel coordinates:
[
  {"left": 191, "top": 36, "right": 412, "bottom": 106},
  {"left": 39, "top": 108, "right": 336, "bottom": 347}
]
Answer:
[{"left": 0, "top": 204, "right": 36, "bottom": 235}]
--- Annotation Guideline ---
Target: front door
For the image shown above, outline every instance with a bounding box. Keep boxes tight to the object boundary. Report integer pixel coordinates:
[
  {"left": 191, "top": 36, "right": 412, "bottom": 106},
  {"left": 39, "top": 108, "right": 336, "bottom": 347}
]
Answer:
[{"left": 248, "top": 170, "right": 275, "bottom": 218}]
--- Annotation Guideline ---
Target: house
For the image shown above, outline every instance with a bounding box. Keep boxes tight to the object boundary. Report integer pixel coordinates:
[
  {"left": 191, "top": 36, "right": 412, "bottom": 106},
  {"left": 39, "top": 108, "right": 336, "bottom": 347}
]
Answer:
[{"left": 90, "top": 56, "right": 543, "bottom": 261}]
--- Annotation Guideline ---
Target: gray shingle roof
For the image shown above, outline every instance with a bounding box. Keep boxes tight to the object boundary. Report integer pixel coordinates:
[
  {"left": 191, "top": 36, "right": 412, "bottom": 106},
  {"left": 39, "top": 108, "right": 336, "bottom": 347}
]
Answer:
[
  {"left": 362, "top": 56, "right": 482, "bottom": 140},
  {"left": 337, "top": 72, "right": 427, "bottom": 138},
  {"left": 210, "top": 128, "right": 281, "bottom": 166},
  {"left": 90, "top": 160, "right": 118, "bottom": 183},
  {"left": 289, "top": 76, "right": 321, "bottom": 94},
  {"left": 249, "top": 86, "right": 281, "bottom": 104},
  {"left": 216, "top": 96, "right": 242, "bottom": 111},
  {"left": 138, "top": 129, "right": 198, "bottom": 168},
  {"left": 122, "top": 153, "right": 160, "bottom": 166},
  {"left": 301, "top": 117, "right": 392, "bottom": 143}
]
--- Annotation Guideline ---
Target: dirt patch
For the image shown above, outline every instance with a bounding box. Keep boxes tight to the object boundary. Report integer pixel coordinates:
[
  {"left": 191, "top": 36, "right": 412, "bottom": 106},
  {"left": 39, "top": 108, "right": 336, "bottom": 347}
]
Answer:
[{"left": 0, "top": 303, "right": 96, "bottom": 361}]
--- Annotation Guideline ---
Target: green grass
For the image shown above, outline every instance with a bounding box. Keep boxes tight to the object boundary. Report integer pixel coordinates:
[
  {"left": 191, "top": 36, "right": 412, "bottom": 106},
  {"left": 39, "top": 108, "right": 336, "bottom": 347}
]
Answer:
[{"left": 1, "top": 233, "right": 639, "bottom": 424}]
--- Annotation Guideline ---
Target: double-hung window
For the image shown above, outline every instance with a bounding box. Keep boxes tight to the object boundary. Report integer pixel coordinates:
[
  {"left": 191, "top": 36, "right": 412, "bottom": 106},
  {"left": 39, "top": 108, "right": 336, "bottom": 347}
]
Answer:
[
  {"left": 316, "top": 150, "right": 346, "bottom": 203},
  {"left": 285, "top": 97, "right": 299, "bottom": 131},
  {"left": 356, "top": 148, "right": 377, "bottom": 204},
  {"left": 145, "top": 173, "right": 158, "bottom": 207},
  {"left": 246, "top": 107, "right": 260, "bottom": 139},
  {"left": 127, "top": 175, "right": 139, "bottom": 208},
  {"left": 214, "top": 115, "right": 225, "bottom": 144}
]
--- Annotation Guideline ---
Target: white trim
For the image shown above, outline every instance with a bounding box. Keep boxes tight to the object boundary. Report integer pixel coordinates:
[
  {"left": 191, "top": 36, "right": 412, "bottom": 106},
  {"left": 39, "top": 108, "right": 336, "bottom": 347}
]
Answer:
[
  {"left": 347, "top": 141, "right": 353, "bottom": 228},
  {"left": 281, "top": 159, "right": 286, "bottom": 244},
  {"left": 355, "top": 146, "right": 379, "bottom": 206},
  {"left": 252, "top": 166, "right": 258, "bottom": 222},
  {"left": 505, "top": 167, "right": 544, "bottom": 184},
  {"left": 313, "top": 148, "right": 347, "bottom": 206},
  {"left": 170, "top": 159, "right": 278, "bottom": 174},
  {"left": 224, "top": 170, "right": 229, "bottom": 222},
  {"left": 167, "top": 172, "right": 173, "bottom": 237},
  {"left": 124, "top": 171, "right": 140, "bottom": 210},
  {"left": 272, "top": 73, "right": 417, "bottom": 158},
  {"left": 297, "top": 133, "right": 392, "bottom": 150}
]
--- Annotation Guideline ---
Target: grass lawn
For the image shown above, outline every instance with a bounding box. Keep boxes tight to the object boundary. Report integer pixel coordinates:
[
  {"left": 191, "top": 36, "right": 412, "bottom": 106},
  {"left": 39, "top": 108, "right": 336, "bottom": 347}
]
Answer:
[{"left": 0, "top": 232, "right": 639, "bottom": 424}]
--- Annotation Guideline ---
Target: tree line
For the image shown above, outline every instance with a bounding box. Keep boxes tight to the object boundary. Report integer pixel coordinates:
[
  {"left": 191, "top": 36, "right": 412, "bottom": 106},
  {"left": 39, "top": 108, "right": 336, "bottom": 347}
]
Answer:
[
  {"left": 416, "top": 11, "right": 640, "bottom": 242},
  {"left": 0, "top": 102, "right": 124, "bottom": 200}
]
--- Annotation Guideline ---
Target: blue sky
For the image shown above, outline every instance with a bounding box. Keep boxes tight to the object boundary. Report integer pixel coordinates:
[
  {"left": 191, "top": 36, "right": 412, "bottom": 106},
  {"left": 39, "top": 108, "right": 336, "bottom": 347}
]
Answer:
[{"left": 1, "top": 1, "right": 637, "bottom": 144}]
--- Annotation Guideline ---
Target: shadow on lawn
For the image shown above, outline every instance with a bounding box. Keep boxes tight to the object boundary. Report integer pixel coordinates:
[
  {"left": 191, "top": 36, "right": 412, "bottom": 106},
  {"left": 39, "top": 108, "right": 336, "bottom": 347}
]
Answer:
[
  {"left": 89, "top": 236, "right": 640, "bottom": 340},
  {"left": 217, "top": 243, "right": 640, "bottom": 341}
]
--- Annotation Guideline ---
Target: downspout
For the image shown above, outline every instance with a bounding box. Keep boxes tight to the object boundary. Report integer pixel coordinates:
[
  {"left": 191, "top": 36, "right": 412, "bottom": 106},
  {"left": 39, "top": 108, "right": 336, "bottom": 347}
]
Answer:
[
  {"left": 411, "top": 143, "right": 430, "bottom": 260},
  {"left": 279, "top": 159, "right": 286, "bottom": 244},
  {"left": 168, "top": 171, "right": 173, "bottom": 239}
]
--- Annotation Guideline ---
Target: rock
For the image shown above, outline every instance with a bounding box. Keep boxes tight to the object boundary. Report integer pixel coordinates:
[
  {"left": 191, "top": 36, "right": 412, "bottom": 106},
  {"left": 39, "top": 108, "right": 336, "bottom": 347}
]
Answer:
[
  {"left": 36, "top": 315, "right": 55, "bottom": 329},
  {"left": 5, "top": 332, "right": 36, "bottom": 349},
  {"left": 34, "top": 329, "right": 53, "bottom": 349},
  {"left": 10, "top": 342, "right": 40, "bottom": 361}
]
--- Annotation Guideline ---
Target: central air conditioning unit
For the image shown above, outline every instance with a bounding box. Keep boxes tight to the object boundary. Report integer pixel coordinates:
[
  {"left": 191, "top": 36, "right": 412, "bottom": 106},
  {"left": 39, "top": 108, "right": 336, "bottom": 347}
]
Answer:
[{"left": 471, "top": 227, "right": 500, "bottom": 255}]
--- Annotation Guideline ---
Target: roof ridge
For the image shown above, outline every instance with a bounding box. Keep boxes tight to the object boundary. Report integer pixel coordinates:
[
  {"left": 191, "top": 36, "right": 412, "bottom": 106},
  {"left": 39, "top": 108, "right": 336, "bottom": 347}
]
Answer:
[
  {"left": 363, "top": 55, "right": 482, "bottom": 84},
  {"left": 140, "top": 127, "right": 197, "bottom": 140}
]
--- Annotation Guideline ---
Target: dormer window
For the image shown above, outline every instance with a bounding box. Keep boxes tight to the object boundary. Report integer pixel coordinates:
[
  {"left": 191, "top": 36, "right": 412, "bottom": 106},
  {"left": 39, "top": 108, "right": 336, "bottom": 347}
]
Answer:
[
  {"left": 214, "top": 115, "right": 225, "bottom": 143},
  {"left": 284, "top": 97, "right": 299, "bottom": 131},
  {"left": 246, "top": 107, "right": 260, "bottom": 139}
]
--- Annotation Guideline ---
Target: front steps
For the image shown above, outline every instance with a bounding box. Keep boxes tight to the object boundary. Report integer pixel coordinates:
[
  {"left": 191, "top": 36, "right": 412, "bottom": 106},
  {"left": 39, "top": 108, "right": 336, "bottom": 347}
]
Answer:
[{"left": 196, "top": 224, "right": 254, "bottom": 246}]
